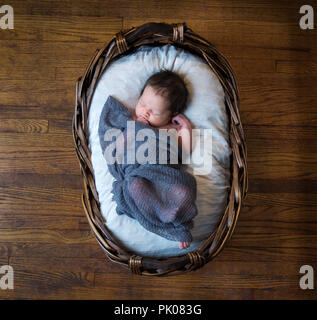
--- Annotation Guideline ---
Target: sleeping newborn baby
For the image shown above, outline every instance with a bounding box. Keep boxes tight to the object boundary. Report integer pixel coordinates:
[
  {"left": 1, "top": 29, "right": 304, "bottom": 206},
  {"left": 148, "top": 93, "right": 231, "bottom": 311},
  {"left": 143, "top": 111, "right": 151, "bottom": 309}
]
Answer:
[
  {"left": 131, "top": 70, "right": 194, "bottom": 249},
  {"left": 98, "top": 69, "right": 198, "bottom": 251}
]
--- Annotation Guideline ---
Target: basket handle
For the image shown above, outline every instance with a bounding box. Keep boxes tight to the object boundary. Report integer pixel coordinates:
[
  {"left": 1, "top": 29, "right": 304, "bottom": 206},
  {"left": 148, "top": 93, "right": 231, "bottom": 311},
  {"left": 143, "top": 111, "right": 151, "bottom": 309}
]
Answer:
[{"left": 172, "top": 23, "right": 185, "bottom": 42}]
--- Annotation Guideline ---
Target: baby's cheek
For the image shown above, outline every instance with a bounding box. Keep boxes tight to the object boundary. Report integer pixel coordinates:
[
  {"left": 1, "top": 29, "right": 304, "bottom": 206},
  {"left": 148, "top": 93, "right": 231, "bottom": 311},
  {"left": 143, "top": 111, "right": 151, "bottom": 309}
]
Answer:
[{"left": 155, "top": 118, "right": 165, "bottom": 126}]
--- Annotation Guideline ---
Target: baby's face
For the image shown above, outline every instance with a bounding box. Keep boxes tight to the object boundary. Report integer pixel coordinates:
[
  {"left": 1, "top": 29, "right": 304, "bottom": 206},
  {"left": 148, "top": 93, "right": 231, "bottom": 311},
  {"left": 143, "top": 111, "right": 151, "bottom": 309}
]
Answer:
[{"left": 135, "top": 85, "right": 172, "bottom": 127}]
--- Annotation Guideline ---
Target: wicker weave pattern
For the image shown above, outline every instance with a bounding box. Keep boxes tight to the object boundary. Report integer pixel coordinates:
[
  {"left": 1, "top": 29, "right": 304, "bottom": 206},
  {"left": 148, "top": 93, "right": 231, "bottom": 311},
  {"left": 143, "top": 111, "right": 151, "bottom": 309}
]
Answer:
[{"left": 72, "top": 22, "right": 248, "bottom": 276}]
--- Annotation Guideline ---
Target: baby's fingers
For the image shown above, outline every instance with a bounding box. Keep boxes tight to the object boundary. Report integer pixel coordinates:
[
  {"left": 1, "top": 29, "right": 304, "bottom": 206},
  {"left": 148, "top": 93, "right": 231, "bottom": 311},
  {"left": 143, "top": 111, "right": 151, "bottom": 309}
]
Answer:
[{"left": 172, "top": 115, "right": 184, "bottom": 126}]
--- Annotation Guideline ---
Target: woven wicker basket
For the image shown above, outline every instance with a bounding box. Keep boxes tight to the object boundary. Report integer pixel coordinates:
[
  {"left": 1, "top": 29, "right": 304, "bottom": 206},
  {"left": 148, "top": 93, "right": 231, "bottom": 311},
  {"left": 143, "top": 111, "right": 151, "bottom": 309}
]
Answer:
[{"left": 72, "top": 22, "right": 248, "bottom": 276}]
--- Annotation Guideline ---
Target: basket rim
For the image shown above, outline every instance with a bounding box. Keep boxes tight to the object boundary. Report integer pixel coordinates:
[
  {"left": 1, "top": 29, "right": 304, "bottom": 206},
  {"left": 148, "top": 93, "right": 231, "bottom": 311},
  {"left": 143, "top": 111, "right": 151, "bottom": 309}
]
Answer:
[{"left": 72, "top": 21, "right": 248, "bottom": 276}]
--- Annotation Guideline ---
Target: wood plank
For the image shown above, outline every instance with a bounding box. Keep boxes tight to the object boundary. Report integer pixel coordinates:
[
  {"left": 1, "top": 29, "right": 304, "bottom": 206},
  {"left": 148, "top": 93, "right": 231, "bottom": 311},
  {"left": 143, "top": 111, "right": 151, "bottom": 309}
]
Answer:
[
  {"left": 55, "top": 67, "right": 86, "bottom": 81},
  {"left": 0, "top": 57, "right": 80, "bottom": 81},
  {"left": 240, "top": 93, "right": 317, "bottom": 114},
  {"left": 0, "top": 147, "right": 80, "bottom": 174},
  {"left": 0, "top": 133, "right": 74, "bottom": 147},
  {"left": 248, "top": 179, "right": 317, "bottom": 193},
  {"left": 229, "top": 58, "right": 275, "bottom": 74},
  {"left": 236, "top": 219, "right": 316, "bottom": 235},
  {"left": 0, "top": 105, "right": 73, "bottom": 120},
  {"left": 221, "top": 44, "right": 311, "bottom": 61},
  {"left": 217, "top": 246, "right": 317, "bottom": 263},
  {"left": 247, "top": 153, "right": 317, "bottom": 179},
  {"left": 8, "top": 0, "right": 306, "bottom": 22},
  {"left": 246, "top": 142, "right": 317, "bottom": 158},
  {"left": 239, "top": 74, "right": 317, "bottom": 99},
  {"left": 245, "top": 125, "right": 317, "bottom": 141},
  {"left": 230, "top": 232, "right": 317, "bottom": 249},
  {"left": 5, "top": 259, "right": 95, "bottom": 300},
  {"left": 276, "top": 60, "right": 317, "bottom": 74},
  {"left": 241, "top": 111, "right": 317, "bottom": 126},
  {"left": 0, "top": 40, "right": 102, "bottom": 60},
  {"left": 0, "top": 119, "right": 48, "bottom": 133},
  {"left": 0, "top": 213, "right": 89, "bottom": 230},
  {"left": 0, "top": 257, "right": 9, "bottom": 265},
  {"left": 0, "top": 79, "right": 77, "bottom": 110},
  {"left": 48, "top": 119, "right": 75, "bottom": 134},
  {"left": 10, "top": 256, "right": 117, "bottom": 273},
  {"left": 0, "top": 15, "right": 121, "bottom": 41},
  {"left": 242, "top": 204, "right": 317, "bottom": 219},
  {"left": 0, "top": 172, "right": 82, "bottom": 188},
  {"left": 0, "top": 229, "right": 95, "bottom": 244},
  {"left": 0, "top": 41, "right": 98, "bottom": 80},
  {"left": 246, "top": 140, "right": 317, "bottom": 155},
  {"left": 0, "top": 242, "right": 104, "bottom": 259},
  {"left": 0, "top": 186, "right": 83, "bottom": 216},
  {"left": 244, "top": 192, "right": 317, "bottom": 207},
  {"left": 0, "top": 59, "right": 55, "bottom": 80}
]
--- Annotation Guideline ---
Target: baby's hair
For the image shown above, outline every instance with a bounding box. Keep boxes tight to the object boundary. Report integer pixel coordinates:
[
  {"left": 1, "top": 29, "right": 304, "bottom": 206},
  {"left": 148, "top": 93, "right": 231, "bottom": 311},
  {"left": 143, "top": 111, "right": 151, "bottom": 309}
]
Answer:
[{"left": 139, "top": 69, "right": 188, "bottom": 115}]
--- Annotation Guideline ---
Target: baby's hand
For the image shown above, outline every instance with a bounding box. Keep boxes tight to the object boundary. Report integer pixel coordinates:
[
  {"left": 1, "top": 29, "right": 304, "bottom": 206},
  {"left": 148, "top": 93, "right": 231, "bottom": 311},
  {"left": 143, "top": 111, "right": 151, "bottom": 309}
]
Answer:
[
  {"left": 134, "top": 115, "right": 150, "bottom": 125},
  {"left": 171, "top": 114, "right": 192, "bottom": 132},
  {"left": 137, "top": 117, "right": 150, "bottom": 125}
]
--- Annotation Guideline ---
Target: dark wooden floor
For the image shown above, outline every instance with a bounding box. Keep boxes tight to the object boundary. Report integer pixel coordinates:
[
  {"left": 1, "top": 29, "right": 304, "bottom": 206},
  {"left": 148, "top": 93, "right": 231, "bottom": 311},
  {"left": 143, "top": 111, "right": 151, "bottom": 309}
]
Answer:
[{"left": 0, "top": 0, "right": 316, "bottom": 299}]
